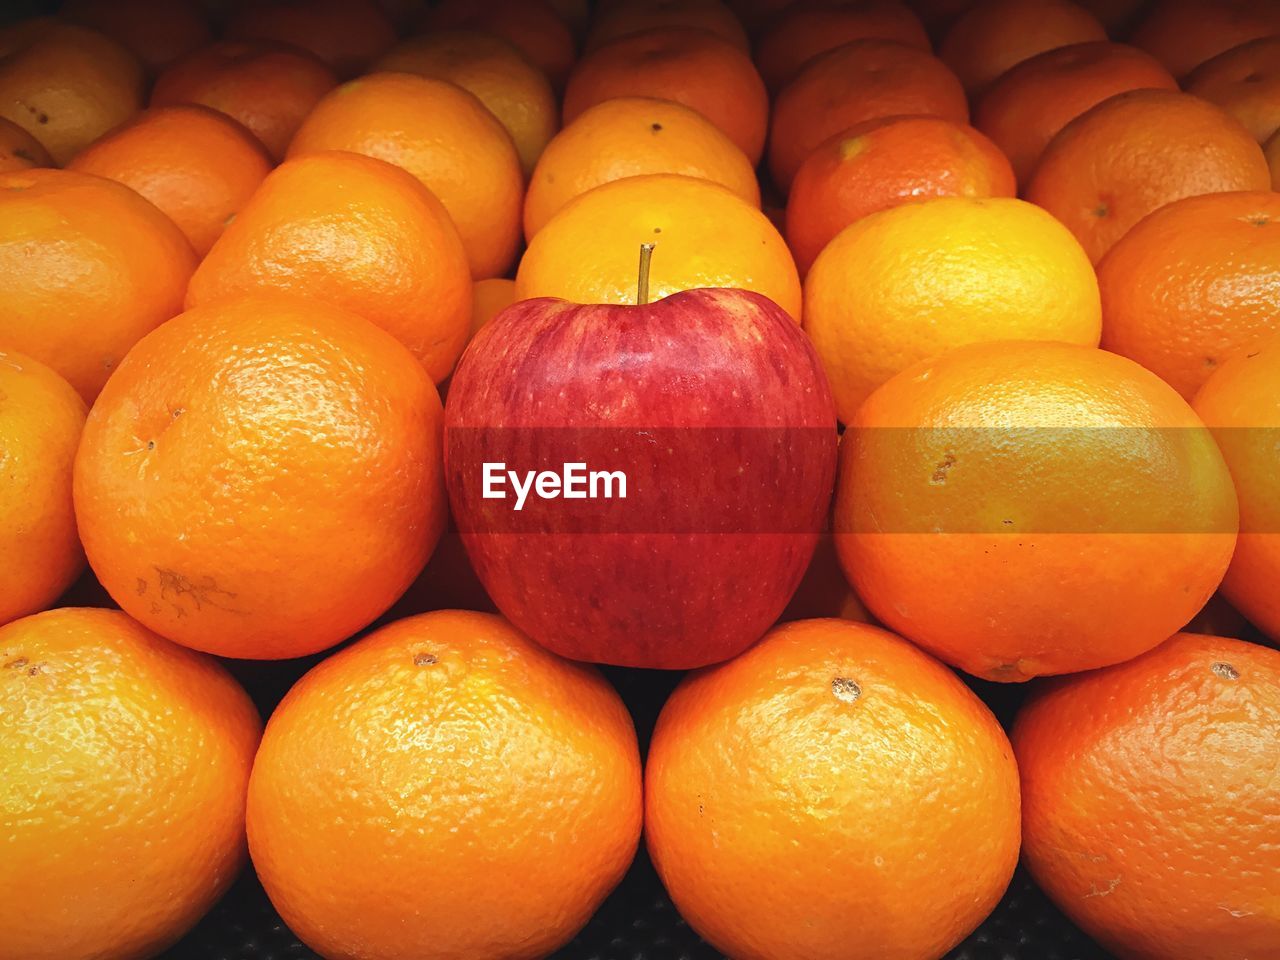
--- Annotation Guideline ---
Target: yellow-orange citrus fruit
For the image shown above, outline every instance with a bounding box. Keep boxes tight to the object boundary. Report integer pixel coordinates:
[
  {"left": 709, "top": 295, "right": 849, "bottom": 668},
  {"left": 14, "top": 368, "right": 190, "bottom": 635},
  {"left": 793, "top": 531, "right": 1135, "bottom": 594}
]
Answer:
[
  {"left": 1129, "top": 0, "right": 1280, "bottom": 79},
  {"left": 1186, "top": 36, "right": 1280, "bottom": 144},
  {"left": 223, "top": 0, "right": 396, "bottom": 78},
  {"left": 59, "top": 0, "right": 211, "bottom": 73},
  {"left": 470, "top": 277, "right": 517, "bottom": 336},
  {"left": 0, "top": 115, "right": 51, "bottom": 172},
  {"left": 418, "top": 0, "right": 577, "bottom": 90}
]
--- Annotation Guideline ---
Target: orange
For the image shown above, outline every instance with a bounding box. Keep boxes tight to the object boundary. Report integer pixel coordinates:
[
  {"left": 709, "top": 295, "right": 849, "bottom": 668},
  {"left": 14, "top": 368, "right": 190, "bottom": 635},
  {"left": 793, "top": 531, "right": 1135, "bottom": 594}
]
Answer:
[
  {"left": 974, "top": 41, "right": 1178, "bottom": 185},
  {"left": 646, "top": 618, "right": 1021, "bottom": 960},
  {"left": 150, "top": 40, "right": 338, "bottom": 161},
  {"left": 768, "top": 39, "right": 968, "bottom": 191},
  {"left": 525, "top": 97, "right": 760, "bottom": 240},
  {"left": 1194, "top": 336, "right": 1280, "bottom": 643},
  {"left": 0, "top": 168, "right": 196, "bottom": 402},
  {"left": 563, "top": 27, "right": 768, "bottom": 164},
  {"left": 939, "top": 0, "right": 1106, "bottom": 96},
  {"left": 785, "top": 115, "right": 1016, "bottom": 274},
  {"left": 418, "top": 0, "right": 578, "bottom": 90},
  {"left": 188, "top": 152, "right": 473, "bottom": 383},
  {"left": 374, "top": 30, "right": 558, "bottom": 177},
  {"left": 1130, "top": 0, "right": 1280, "bottom": 80},
  {"left": 0, "top": 352, "right": 86, "bottom": 627},
  {"left": 0, "top": 607, "right": 261, "bottom": 960},
  {"left": 223, "top": 0, "right": 396, "bottom": 78},
  {"left": 1014, "top": 632, "right": 1280, "bottom": 959},
  {"left": 834, "top": 340, "right": 1238, "bottom": 681},
  {"left": 247, "top": 609, "right": 642, "bottom": 960},
  {"left": 1099, "top": 192, "right": 1280, "bottom": 400},
  {"left": 1269, "top": 129, "right": 1280, "bottom": 189},
  {"left": 1186, "top": 36, "right": 1280, "bottom": 144},
  {"left": 68, "top": 105, "right": 272, "bottom": 257},
  {"left": 1026, "top": 89, "right": 1271, "bottom": 264},
  {"left": 586, "top": 0, "right": 749, "bottom": 52},
  {"left": 58, "top": 0, "right": 211, "bottom": 73},
  {"left": 517, "top": 174, "right": 801, "bottom": 320},
  {"left": 754, "top": 0, "right": 931, "bottom": 91},
  {"left": 469, "top": 277, "right": 517, "bottom": 336},
  {"left": 73, "top": 293, "right": 446, "bottom": 660},
  {"left": 804, "top": 196, "right": 1099, "bottom": 420},
  {"left": 288, "top": 72, "right": 524, "bottom": 280},
  {"left": 0, "top": 116, "right": 51, "bottom": 172},
  {"left": 0, "top": 18, "right": 144, "bottom": 165}
]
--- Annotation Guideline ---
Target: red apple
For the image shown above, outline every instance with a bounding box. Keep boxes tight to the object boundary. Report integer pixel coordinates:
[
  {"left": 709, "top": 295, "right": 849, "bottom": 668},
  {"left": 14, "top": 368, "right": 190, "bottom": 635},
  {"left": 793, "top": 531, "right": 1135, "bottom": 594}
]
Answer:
[{"left": 444, "top": 283, "right": 837, "bottom": 669}]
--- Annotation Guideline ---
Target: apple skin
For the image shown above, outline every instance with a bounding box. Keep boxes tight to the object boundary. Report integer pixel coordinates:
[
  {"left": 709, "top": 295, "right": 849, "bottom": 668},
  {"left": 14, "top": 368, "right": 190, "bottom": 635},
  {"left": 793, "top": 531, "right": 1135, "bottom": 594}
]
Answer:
[{"left": 444, "top": 287, "right": 838, "bottom": 669}]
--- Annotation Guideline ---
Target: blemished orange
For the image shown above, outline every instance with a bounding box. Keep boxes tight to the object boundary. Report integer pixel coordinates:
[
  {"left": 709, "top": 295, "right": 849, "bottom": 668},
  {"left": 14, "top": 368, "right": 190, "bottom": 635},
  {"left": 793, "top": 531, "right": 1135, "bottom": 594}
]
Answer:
[
  {"left": 563, "top": 27, "right": 768, "bottom": 164},
  {"left": 1194, "top": 337, "right": 1280, "bottom": 643},
  {"left": 785, "top": 116, "right": 1016, "bottom": 275},
  {"left": 1130, "top": 0, "right": 1280, "bottom": 79},
  {"left": 754, "top": 0, "right": 931, "bottom": 91},
  {"left": 0, "top": 18, "right": 144, "bottom": 165},
  {"left": 68, "top": 105, "right": 272, "bottom": 257},
  {"left": 1099, "top": 192, "right": 1280, "bottom": 400},
  {"left": 59, "top": 0, "right": 211, "bottom": 73},
  {"left": 804, "top": 197, "right": 1099, "bottom": 421},
  {"left": 646, "top": 618, "right": 1021, "bottom": 960},
  {"left": 0, "top": 352, "right": 86, "bottom": 627},
  {"left": 247, "top": 610, "right": 642, "bottom": 960},
  {"left": 1014, "top": 632, "right": 1280, "bottom": 958},
  {"left": 1186, "top": 37, "right": 1280, "bottom": 144},
  {"left": 0, "top": 607, "right": 262, "bottom": 960},
  {"left": 188, "top": 152, "right": 473, "bottom": 383},
  {"left": 73, "top": 293, "right": 447, "bottom": 660},
  {"left": 418, "top": 0, "right": 577, "bottom": 89},
  {"left": 834, "top": 340, "right": 1239, "bottom": 681},
  {"left": 974, "top": 41, "right": 1178, "bottom": 185},
  {"left": 939, "top": 0, "right": 1106, "bottom": 96},
  {"left": 517, "top": 174, "right": 801, "bottom": 320},
  {"left": 288, "top": 72, "right": 524, "bottom": 280},
  {"left": 0, "top": 168, "right": 196, "bottom": 402},
  {"left": 525, "top": 97, "right": 760, "bottom": 240},
  {"left": 768, "top": 39, "right": 969, "bottom": 191},
  {"left": 470, "top": 277, "right": 517, "bottom": 336},
  {"left": 0, "top": 116, "right": 51, "bottom": 172},
  {"left": 223, "top": 0, "right": 396, "bottom": 78},
  {"left": 586, "top": 0, "right": 749, "bottom": 52},
  {"left": 375, "top": 30, "right": 558, "bottom": 177},
  {"left": 1025, "top": 89, "right": 1271, "bottom": 264},
  {"left": 150, "top": 40, "right": 339, "bottom": 161}
]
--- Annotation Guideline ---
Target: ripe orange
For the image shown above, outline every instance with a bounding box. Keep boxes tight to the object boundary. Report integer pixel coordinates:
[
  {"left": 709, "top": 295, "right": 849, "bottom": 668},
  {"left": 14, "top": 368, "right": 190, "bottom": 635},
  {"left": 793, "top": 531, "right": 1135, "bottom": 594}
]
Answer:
[
  {"left": 835, "top": 340, "right": 1238, "bottom": 681},
  {"left": 73, "top": 292, "right": 446, "bottom": 660},
  {"left": 804, "top": 197, "right": 1099, "bottom": 420},
  {"left": 768, "top": 39, "right": 969, "bottom": 191},
  {"left": 188, "top": 152, "right": 472, "bottom": 383},
  {"left": 939, "top": 0, "right": 1106, "bottom": 96},
  {"left": 1186, "top": 36, "right": 1280, "bottom": 144},
  {"left": 247, "top": 610, "right": 642, "bottom": 960},
  {"left": 418, "top": 0, "right": 578, "bottom": 89},
  {"left": 223, "top": 0, "right": 396, "bottom": 78},
  {"left": 517, "top": 174, "right": 801, "bottom": 320},
  {"left": 974, "top": 41, "right": 1178, "bottom": 185},
  {"left": 0, "top": 607, "right": 261, "bottom": 960},
  {"left": 0, "top": 115, "right": 51, "bottom": 172},
  {"left": 646, "top": 618, "right": 1021, "bottom": 960},
  {"left": 68, "top": 105, "right": 272, "bottom": 257},
  {"left": 288, "top": 72, "right": 524, "bottom": 280},
  {"left": 1026, "top": 89, "right": 1271, "bottom": 264},
  {"left": 470, "top": 277, "right": 517, "bottom": 336},
  {"left": 525, "top": 97, "right": 760, "bottom": 240},
  {"left": 150, "top": 39, "right": 338, "bottom": 161},
  {"left": 375, "top": 29, "right": 558, "bottom": 177},
  {"left": 1099, "top": 191, "right": 1280, "bottom": 399},
  {"left": 0, "top": 168, "right": 196, "bottom": 401},
  {"left": 0, "top": 352, "right": 86, "bottom": 627},
  {"left": 59, "top": 0, "right": 211, "bottom": 73},
  {"left": 0, "top": 18, "right": 144, "bottom": 165},
  {"left": 1194, "top": 336, "right": 1280, "bottom": 642},
  {"left": 1129, "top": 0, "right": 1280, "bottom": 79},
  {"left": 1014, "top": 631, "right": 1280, "bottom": 958},
  {"left": 563, "top": 26, "right": 768, "bottom": 164},
  {"left": 785, "top": 116, "right": 1016, "bottom": 274}
]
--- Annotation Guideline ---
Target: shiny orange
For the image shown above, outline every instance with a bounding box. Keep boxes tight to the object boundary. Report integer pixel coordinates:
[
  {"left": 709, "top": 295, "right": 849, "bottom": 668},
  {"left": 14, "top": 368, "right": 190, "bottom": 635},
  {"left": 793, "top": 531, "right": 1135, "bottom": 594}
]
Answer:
[
  {"left": 74, "top": 293, "right": 446, "bottom": 660},
  {"left": 0, "top": 607, "right": 261, "bottom": 960},
  {"left": 785, "top": 115, "right": 1016, "bottom": 274},
  {"left": 224, "top": 0, "right": 396, "bottom": 78},
  {"left": 563, "top": 27, "right": 768, "bottom": 164},
  {"left": 0, "top": 168, "right": 196, "bottom": 401},
  {"left": 974, "top": 41, "right": 1178, "bottom": 185},
  {"left": 1026, "top": 89, "right": 1271, "bottom": 263},
  {"left": 418, "top": 0, "right": 577, "bottom": 89},
  {"left": 247, "top": 610, "right": 642, "bottom": 960},
  {"left": 769, "top": 40, "right": 968, "bottom": 191},
  {"left": 835, "top": 340, "right": 1238, "bottom": 681},
  {"left": 469, "top": 277, "right": 517, "bottom": 336},
  {"left": 188, "top": 152, "right": 472, "bottom": 383},
  {"left": 646, "top": 618, "right": 1021, "bottom": 960},
  {"left": 150, "top": 40, "right": 338, "bottom": 161},
  {"left": 586, "top": 0, "right": 749, "bottom": 51},
  {"left": 1015, "top": 632, "right": 1280, "bottom": 958},
  {"left": 288, "top": 72, "right": 524, "bottom": 280},
  {"left": 68, "top": 105, "right": 272, "bottom": 256},
  {"left": 0, "top": 116, "right": 51, "bottom": 172},
  {"left": 59, "top": 0, "right": 210, "bottom": 72},
  {"left": 1186, "top": 36, "right": 1280, "bottom": 144},
  {"left": 1130, "top": 0, "right": 1280, "bottom": 79}
]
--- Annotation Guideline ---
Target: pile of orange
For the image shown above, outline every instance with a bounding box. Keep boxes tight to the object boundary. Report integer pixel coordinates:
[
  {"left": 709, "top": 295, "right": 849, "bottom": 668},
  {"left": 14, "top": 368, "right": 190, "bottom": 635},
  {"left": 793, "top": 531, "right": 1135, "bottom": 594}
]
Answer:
[{"left": 3, "top": 1, "right": 1280, "bottom": 959}]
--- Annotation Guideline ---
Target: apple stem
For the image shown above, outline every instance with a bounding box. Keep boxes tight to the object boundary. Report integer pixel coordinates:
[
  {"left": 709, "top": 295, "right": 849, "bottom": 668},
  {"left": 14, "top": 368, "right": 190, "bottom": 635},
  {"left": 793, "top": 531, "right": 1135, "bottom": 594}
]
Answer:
[{"left": 637, "top": 242, "right": 655, "bottom": 305}]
